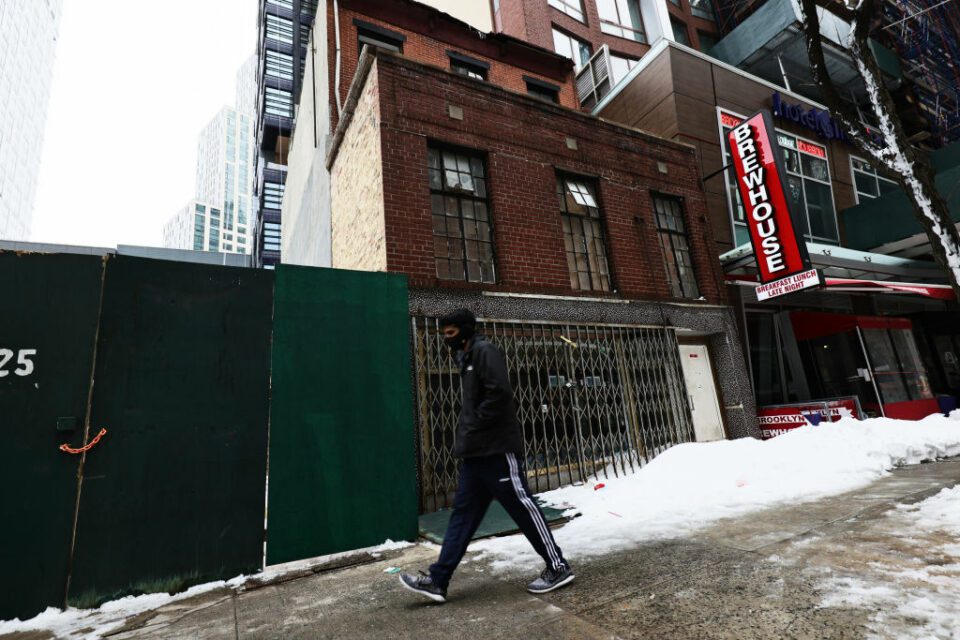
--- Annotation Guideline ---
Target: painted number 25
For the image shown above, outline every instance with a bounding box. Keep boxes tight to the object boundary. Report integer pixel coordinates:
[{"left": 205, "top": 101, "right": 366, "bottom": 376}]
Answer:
[{"left": 0, "top": 349, "right": 37, "bottom": 377}]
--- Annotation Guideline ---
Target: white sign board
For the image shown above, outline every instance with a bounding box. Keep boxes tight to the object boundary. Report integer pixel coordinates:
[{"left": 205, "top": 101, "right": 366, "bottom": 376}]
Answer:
[{"left": 755, "top": 268, "right": 821, "bottom": 301}]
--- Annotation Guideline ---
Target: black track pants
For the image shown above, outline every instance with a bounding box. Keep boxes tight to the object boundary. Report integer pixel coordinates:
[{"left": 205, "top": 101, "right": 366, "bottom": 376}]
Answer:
[{"left": 429, "top": 453, "right": 567, "bottom": 589}]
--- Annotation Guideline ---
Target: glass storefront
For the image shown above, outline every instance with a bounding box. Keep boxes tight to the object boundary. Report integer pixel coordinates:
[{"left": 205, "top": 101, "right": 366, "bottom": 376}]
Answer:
[
  {"left": 861, "top": 327, "right": 933, "bottom": 404},
  {"left": 746, "top": 313, "right": 784, "bottom": 406},
  {"left": 798, "top": 329, "right": 878, "bottom": 411},
  {"left": 787, "top": 312, "right": 938, "bottom": 419}
]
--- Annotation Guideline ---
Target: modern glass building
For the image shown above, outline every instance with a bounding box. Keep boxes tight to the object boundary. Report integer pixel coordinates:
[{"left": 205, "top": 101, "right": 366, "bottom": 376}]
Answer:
[
  {"left": 164, "top": 104, "right": 256, "bottom": 256},
  {"left": 163, "top": 200, "right": 223, "bottom": 253},
  {"left": 253, "top": 0, "right": 319, "bottom": 268},
  {"left": 196, "top": 107, "right": 256, "bottom": 255},
  {"left": 0, "top": 0, "right": 64, "bottom": 241},
  {"left": 236, "top": 54, "right": 259, "bottom": 120}
]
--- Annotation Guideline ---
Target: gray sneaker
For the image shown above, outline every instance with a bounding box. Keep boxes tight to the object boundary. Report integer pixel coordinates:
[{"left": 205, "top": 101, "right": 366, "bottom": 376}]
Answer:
[
  {"left": 527, "top": 564, "right": 575, "bottom": 594},
  {"left": 399, "top": 571, "right": 447, "bottom": 603}
]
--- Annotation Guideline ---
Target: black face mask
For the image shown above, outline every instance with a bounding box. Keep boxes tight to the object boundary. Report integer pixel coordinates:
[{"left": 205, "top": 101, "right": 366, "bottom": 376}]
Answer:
[{"left": 444, "top": 325, "right": 474, "bottom": 352}]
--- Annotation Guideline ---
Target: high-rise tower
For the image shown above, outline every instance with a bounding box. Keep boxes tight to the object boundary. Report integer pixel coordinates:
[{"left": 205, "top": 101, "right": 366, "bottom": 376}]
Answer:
[{"left": 0, "top": 0, "right": 64, "bottom": 240}]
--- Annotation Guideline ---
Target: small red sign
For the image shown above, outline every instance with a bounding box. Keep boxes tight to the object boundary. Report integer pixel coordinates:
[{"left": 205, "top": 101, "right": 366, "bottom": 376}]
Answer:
[
  {"left": 797, "top": 140, "right": 826, "bottom": 158},
  {"left": 758, "top": 398, "right": 862, "bottom": 440},
  {"left": 721, "top": 112, "right": 743, "bottom": 128},
  {"left": 727, "top": 111, "right": 816, "bottom": 289}
]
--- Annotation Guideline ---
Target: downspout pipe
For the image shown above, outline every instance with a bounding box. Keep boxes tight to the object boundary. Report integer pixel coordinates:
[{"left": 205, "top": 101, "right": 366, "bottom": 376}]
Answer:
[{"left": 334, "top": 0, "right": 343, "bottom": 118}]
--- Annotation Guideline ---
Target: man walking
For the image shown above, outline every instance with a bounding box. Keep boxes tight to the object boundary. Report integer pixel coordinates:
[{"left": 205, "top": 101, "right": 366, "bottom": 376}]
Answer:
[{"left": 399, "top": 309, "right": 574, "bottom": 603}]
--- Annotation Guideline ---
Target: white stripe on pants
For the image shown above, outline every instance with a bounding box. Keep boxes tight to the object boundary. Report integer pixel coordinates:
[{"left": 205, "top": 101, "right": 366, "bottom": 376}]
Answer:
[{"left": 506, "top": 452, "right": 563, "bottom": 570}]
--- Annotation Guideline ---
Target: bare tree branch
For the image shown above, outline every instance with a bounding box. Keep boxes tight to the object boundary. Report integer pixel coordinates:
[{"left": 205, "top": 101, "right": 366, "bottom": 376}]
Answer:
[
  {"left": 795, "top": 0, "right": 886, "bottom": 163},
  {"left": 797, "top": 0, "right": 960, "bottom": 297}
]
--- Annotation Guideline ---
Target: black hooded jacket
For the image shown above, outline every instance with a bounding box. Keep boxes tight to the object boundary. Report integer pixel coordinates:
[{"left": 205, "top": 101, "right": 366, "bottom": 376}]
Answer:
[{"left": 453, "top": 335, "right": 524, "bottom": 458}]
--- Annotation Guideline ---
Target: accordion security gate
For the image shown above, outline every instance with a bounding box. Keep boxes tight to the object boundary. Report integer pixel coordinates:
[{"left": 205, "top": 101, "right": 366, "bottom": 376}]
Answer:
[{"left": 413, "top": 319, "right": 697, "bottom": 513}]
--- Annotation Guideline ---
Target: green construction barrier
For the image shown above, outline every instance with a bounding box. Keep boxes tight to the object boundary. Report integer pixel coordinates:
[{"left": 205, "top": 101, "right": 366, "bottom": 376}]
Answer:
[
  {"left": 0, "top": 252, "right": 106, "bottom": 621},
  {"left": 266, "top": 266, "right": 417, "bottom": 565},
  {"left": 66, "top": 256, "right": 274, "bottom": 607}
]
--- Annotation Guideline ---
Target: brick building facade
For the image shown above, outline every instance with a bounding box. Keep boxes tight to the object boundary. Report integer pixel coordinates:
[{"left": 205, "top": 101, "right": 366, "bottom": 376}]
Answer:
[
  {"left": 330, "top": 51, "right": 725, "bottom": 305},
  {"left": 327, "top": 0, "right": 578, "bottom": 132},
  {"left": 493, "top": 0, "right": 722, "bottom": 72},
  {"left": 284, "top": 0, "right": 759, "bottom": 509},
  {"left": 327, "top": 44, "right": 754, "bottom": 423}
]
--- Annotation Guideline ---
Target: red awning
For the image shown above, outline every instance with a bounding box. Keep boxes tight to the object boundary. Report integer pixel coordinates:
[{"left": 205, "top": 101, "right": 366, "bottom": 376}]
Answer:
[
  {"left": 790, "top": 311, "right": 913, "bottom": 341},
  {"left": 822, "top": 277, "right": 956, "bottom": 301},
  {"left": 725, "top": 275, "right": 956, "bottom": 301}
]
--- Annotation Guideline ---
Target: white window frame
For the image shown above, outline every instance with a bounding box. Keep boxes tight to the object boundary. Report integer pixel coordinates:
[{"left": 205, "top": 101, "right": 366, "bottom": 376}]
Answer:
[
  {"left": 689, "top": 0, "right": 716, "bottom": 20},
  {"left": 609, "top": 52, "right": 638, "bottom": 85},
  {"left": 548, "top": 0, "right": 586, "bottom": 22},
  {"left": 777, "top": 129, "right": 838, "bottom": 244},
  {"left": 597, "top": 0, "right": 647, "bottom": 43},
  {"left": 552, "top": 27, "right": 592, "bottom": 71},
  {"left": 849, "top": 155, "right": 899, "bottom": 204},
  {"left": 717, "top": 107, "right": 750, "bottom": 247}
]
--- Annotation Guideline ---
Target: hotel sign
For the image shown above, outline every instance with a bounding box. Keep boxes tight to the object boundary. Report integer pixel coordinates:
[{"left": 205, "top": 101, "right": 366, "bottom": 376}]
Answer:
[
  {"left": 727, "top": 110, "right": 822, "bottom": 300},
  {"left": 771, "top": 92, "right": 882, "bottom": 146},
  {"left": 771, "top": 92, "right": 847, "bottom": 142}
]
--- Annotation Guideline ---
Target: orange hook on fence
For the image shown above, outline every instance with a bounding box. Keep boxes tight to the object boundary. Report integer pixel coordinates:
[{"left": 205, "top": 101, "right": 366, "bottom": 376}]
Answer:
[{"left": 59, "top": 428, "right": 108, "bottom": 454}]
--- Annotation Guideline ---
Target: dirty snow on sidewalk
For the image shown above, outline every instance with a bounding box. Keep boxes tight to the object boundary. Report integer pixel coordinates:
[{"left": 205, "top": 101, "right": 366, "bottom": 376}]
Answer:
[
  {"left": 0, "top": 578, "right": 247, "bottom": 640},
  {"left": 0, "top": 540, "right": 413, "bottom": 640},
  {"left": 473, "top": 413, "right": 960, "bottom": 571},
  {"left": 817, "top": 485, "right": 960, "bottom": 639}
]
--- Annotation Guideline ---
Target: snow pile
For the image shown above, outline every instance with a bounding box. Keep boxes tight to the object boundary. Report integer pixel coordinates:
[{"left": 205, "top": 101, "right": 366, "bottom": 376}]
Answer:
[
  {"left": 0, "top": 539, "right": 414, "bottom": 639},
  {"left": 473, "top": 412, "right": 960, "bottom": 570},
  {"left": 0, "top": 578, "right": 245, "bottom": 640},
  {"left": 820, "top": 485, "right": 960, "bottom": 639}
]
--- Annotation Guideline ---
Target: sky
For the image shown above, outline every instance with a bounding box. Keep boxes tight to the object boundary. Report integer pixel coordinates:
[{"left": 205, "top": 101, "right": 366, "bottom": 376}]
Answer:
[{"left": 31, "top": 0, "right": 259, "bottom": 248}]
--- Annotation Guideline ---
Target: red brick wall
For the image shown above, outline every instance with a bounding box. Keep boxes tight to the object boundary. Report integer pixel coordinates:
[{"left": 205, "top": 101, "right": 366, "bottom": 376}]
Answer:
[
  {"left": 328, "top": 1, "right": 577, "bottom": 132},
  {"left": 495, "top": 0, "right": 721, "bottom": 61},
  {"left": 367, "top": 54, "right": 727, "bottom": 305},
  {"left": 497, "top": 0, "right": 650, "bottom": 62},
  {"left": 664, "top": 0, "right": 722, "bottom": 47},
  {"left": 494, "top": 0, "right": 534, "bottom": 42}
]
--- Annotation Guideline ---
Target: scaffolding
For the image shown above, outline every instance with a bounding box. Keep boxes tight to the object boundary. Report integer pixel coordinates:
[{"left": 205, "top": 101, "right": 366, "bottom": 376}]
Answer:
[
  {"left": 880, "top": 0, "right": 960, "bottom": 146},
  {"left": 710, "top": 0, "right": 766, "bottom": 34},
  {"left": 709, "top": 0, "right": 960, "bottom": 147}
]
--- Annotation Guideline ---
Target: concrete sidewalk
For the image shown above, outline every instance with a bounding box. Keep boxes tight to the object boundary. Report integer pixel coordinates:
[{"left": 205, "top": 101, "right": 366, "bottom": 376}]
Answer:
[{"left": 15, "top": 458, "right": 960, "bottom": 640}]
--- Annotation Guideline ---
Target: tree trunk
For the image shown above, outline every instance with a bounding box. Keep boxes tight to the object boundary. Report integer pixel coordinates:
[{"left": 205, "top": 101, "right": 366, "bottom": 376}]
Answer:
[{"left": 796, "top": 0, "right": 960, "bottom": 300}]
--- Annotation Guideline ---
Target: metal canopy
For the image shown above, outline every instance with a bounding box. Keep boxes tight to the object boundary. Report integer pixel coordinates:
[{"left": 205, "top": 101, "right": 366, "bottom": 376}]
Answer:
[
  {"left": 740, "top": 25, "right": 866, "bottom": 102},
  {"left": 870, "top": 220, "right": 960, "bottom": 259},
  {"left": 720, "top": 241, "right": 948, "bottom": 282},
  {"left": 709, "top": 0, "right": 899, "bottom": 104}
]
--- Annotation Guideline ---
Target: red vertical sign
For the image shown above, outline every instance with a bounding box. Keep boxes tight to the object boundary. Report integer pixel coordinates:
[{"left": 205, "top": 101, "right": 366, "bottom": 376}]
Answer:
[{"left": 727, "top": 111, "right": 821, "bottom": 300}]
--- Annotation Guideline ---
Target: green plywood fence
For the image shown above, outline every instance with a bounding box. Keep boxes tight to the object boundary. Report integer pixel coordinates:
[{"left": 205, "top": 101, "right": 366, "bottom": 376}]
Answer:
[
  {"left": 0, "top": 253, "right": 418, "bottom": 620},
  {"left": 0, "top": 253, "right": 105, "bottom": 621},
  {"left": 67, "top": 256, "right": 275, "bottom": 607},
  {"left": 266, "top": 265, "right": 418, "bottom": 565}
]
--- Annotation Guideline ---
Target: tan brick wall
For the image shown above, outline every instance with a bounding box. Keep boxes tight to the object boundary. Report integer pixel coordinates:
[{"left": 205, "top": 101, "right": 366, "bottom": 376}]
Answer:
[{"left": 331, "top": 60, "right": 386, "bottom": 271}]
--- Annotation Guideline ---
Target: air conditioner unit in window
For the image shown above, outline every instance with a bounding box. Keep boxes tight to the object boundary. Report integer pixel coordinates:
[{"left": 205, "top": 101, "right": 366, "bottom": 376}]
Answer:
[{"left": 575, "top": 45, "right": 612, "bottom": 110}]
